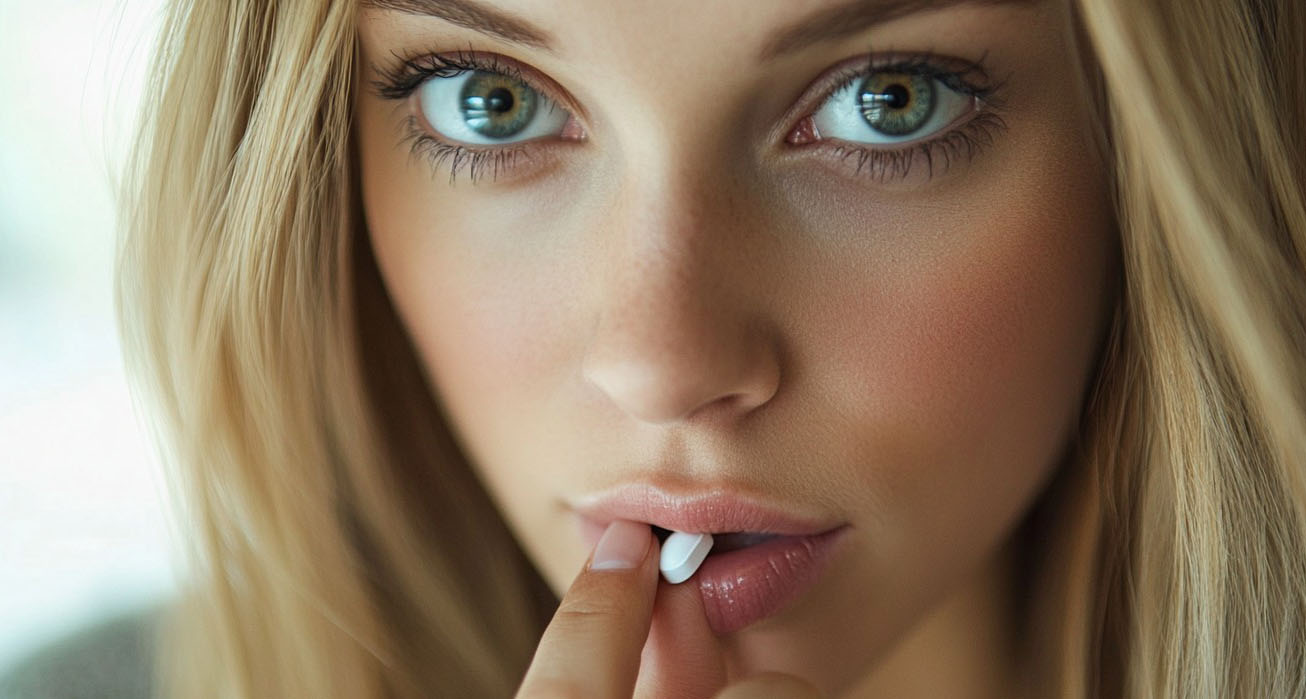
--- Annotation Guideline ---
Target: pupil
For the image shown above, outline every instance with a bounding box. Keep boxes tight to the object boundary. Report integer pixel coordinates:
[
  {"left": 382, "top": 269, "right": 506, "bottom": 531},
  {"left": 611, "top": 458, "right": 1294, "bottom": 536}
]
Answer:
[
  {"left": 486, "top": 87, "right": 514, "bottom": 113},
  {"left": 883, "top": 84, "right": 909, "bottom": 110}
]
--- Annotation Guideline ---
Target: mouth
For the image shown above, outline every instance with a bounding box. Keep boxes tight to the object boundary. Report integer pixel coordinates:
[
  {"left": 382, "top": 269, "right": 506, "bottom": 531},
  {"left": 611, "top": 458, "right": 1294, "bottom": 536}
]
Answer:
[
  {"left": 569, "top": 485, "right": 851, "bottom": 634},
  {"left": 651, "top": 525, "right": 778, "bottom": 553},
  {"left": 568, "top": 483, "right": 841, "bottom": 537}
]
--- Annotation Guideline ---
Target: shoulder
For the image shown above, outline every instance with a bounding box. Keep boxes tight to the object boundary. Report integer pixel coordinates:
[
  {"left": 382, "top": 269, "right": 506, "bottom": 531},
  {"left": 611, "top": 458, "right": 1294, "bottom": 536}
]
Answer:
[{"left": 0, "top": 601, "right": 166, "bottom": 699}]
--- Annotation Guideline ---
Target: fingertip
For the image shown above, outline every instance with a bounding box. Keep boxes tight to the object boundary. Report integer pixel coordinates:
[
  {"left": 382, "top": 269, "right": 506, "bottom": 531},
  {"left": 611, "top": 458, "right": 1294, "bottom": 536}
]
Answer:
[{"left": 590, "top": 519, "right": 655, "bottom": 571}]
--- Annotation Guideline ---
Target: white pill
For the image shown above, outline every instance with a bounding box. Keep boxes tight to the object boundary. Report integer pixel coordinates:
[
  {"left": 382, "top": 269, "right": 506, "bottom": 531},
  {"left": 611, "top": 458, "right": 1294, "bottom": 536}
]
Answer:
[{"left": 659, "top": 531, "right": 714, "bottom": 584}]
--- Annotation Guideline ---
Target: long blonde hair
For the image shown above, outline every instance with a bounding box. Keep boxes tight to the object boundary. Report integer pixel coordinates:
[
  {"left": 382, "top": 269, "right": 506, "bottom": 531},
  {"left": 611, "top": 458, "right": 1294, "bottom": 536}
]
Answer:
[{"left": 115, "top": 0, "right": 1306, "bottom": 696}]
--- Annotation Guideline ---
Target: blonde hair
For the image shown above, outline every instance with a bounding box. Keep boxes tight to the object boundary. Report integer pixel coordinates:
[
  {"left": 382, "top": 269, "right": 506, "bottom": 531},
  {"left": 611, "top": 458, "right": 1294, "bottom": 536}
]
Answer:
[{"left": 115, "top": 0, "right": 1306, "bottom": 697}]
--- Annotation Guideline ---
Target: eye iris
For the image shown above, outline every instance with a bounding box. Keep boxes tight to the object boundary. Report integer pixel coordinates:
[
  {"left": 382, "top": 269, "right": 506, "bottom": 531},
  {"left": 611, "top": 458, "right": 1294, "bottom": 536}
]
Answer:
[
  {"left": 858, "top": 72, "right": 936, "bottom": 136},
  {"left": 459, "top": 71, "right": 537, "bottom": 138}
]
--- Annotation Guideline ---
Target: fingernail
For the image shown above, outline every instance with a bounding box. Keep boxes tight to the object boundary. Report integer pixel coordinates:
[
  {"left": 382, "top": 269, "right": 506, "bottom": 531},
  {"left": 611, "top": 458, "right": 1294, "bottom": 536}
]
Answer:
[{"left": 591, "top": 519, "right": 651, "bottom": 571}]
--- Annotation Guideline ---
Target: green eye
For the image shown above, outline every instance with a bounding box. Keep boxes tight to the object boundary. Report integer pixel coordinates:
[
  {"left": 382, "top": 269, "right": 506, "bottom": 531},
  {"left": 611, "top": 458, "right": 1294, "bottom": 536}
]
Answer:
[
  {"left": 811, "top": 68, "right": 973, "bottom": 146},
  {"left": 858, "top": 73, "right": 936, "bottom": 136},
  {"left": 459, "top": 71, "right": 539, "bottom": 139},
  {"left": 418, "top": 68, "right": 569, "bottom": 146}
]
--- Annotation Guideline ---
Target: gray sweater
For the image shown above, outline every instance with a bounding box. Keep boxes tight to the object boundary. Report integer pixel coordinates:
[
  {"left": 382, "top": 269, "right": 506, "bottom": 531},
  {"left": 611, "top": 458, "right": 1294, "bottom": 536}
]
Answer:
[{"left": 0, "top": 604, "right": 160, "bottom": 699}]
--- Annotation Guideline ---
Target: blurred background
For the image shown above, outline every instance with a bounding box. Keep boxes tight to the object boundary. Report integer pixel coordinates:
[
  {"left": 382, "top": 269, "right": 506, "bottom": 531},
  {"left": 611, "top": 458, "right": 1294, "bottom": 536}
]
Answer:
[{"left": 0, "top": 0, "right": 177, "bottom": 674}]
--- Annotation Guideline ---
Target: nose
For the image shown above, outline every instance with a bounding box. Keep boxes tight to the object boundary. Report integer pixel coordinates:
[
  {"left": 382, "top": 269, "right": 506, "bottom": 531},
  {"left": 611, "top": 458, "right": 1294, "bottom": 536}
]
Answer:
[{"left": 580, "top": 170, "right": 782, "bottom": 426}]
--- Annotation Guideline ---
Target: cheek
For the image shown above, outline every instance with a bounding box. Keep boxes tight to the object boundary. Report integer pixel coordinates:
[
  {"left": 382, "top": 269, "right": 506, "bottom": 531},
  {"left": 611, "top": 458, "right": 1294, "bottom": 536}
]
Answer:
[
  {"left": 888, "top": 214, "right": 1102, "bottom": 535},
  {"left": 361, "top": 193, "right": 572, "bottom": 451},
  {"left": 363, "top": 203, "right": 579, "bottom": 570},
  {"left": 814, "top": 139, "right": 1115, "bottom": 591},
  {"left": 356, "top": 94, "right": 572, "bottom": 412}
]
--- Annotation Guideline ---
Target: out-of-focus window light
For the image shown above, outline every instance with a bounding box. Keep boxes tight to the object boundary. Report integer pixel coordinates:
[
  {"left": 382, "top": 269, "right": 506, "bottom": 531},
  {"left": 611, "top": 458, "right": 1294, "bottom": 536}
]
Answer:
[{"left": 0, "top": 0, "right": 176, "bottom": 672}]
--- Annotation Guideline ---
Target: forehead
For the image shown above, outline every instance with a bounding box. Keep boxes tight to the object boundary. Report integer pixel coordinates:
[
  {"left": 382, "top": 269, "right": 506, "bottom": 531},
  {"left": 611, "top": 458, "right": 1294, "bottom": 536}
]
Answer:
[{"left": 359, "top": 0, "right": 1048, "bottom": 64}]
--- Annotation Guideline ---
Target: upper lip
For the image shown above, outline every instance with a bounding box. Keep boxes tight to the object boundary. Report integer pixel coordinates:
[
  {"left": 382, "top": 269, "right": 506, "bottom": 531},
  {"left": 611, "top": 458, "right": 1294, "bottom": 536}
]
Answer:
[{"left": 568, "top": 483, "right": 844, "bottom": 535}]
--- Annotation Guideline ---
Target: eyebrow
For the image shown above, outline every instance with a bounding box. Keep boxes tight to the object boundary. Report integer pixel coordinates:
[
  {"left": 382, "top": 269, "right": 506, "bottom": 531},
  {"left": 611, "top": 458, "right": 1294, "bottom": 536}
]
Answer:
[
  {"left": 363, "top": 0, "right": 554, "bottom": 51},
  {"left": 362, "top": 0, "right": 1037, "bottom": 60},
  {"left": 759, "top": 0, "right": 1040, "bottom": 60}
]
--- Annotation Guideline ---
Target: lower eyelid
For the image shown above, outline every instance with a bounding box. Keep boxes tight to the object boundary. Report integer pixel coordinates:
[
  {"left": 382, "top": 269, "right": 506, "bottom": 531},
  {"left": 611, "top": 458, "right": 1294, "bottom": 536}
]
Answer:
[
  {"left": 399, "top": 114, "right": 1005, "bottom": 186},
  {"left": 398, "top": 113, "right": 578, "bottom": 185},
  {"left": 789, "top": 110, "right": 1009, "bottom": 183}
]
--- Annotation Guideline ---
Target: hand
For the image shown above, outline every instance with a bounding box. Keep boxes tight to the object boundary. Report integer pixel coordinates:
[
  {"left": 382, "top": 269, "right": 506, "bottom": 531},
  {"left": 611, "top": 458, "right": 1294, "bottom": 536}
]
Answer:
[{"left": 516, "top": 519, "right": 824, "bottom": 699}]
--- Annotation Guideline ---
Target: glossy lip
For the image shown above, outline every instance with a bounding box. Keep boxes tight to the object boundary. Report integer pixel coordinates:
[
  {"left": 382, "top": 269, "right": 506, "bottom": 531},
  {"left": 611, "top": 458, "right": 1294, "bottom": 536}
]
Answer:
[
  {"left": 568, "top": 483, "right": 844, "bottom": 536},
  {"left": 696, "top": 525, "right": 850, "bottom": 634},
  {"left": 569, "top": 484, "right": 851, "bottom": 634}
]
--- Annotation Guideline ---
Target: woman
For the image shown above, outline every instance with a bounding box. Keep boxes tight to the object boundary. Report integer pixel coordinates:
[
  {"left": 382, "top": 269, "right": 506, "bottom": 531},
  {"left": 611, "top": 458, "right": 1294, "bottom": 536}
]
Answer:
[{"left": 114, "top": 0, "right": 1306, "bottom": 696}]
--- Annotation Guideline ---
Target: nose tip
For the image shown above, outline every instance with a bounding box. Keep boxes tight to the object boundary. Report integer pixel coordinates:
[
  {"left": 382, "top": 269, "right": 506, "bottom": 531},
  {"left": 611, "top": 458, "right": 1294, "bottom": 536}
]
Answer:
[{"left": 581, "top": 322, "right": 781, "bottom": 426}]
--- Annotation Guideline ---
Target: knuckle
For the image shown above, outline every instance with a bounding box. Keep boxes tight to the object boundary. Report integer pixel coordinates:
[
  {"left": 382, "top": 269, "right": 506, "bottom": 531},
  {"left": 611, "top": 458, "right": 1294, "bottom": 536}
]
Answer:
[{"left": 553, "top": 595, "right": 624, "bottom": 622}]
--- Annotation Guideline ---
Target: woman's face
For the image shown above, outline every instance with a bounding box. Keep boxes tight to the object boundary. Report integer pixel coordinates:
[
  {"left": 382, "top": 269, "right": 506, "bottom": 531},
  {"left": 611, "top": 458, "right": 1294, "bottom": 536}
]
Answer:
[{"left": 355, "top": 0, "right": 1117, "bottom": 692}]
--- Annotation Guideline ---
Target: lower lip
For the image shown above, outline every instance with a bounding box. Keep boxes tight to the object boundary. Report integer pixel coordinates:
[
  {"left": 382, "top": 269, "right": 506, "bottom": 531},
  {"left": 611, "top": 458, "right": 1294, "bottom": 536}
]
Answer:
[
  {"left": 577, "top": 518, "right": 850, "bottom": 635},
  {"left": 696, "top": 526, "right": 849, "bottom": 634}
]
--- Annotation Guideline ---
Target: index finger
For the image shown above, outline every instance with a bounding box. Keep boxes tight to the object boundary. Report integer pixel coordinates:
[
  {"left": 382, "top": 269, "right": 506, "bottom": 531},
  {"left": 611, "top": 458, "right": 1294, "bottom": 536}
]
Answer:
[{"left": 517, "top": 519, "right": 661, "bottom": 698}]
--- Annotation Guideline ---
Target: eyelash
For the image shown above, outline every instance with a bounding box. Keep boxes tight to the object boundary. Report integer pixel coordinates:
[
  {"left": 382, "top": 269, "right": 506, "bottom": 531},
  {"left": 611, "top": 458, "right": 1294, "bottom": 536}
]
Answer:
[
  {"left": 802, "top": 52, "right": 1009, "bottom": 183},
  {"left": 369, "top": 48, "right": 1010, "bottom": 185},
  {"left": 372, "top": 50, "right": 541, "bottom": 184}
]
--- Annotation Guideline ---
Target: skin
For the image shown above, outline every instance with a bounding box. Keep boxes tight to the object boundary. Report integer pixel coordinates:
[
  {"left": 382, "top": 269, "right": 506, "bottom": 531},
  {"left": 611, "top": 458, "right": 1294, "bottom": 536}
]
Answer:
[{"left": 354, "top": 0, "right": 1119, "bottom": 695}]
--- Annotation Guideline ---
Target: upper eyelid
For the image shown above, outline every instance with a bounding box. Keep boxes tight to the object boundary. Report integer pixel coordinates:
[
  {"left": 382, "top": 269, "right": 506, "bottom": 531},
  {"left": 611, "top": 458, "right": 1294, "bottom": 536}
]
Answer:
[
  {"left": 763, "top": 51, "right": 1000, "bottom": 147},
  {"left": 371, "top": 48, "right": 591, "bottom": 122}
]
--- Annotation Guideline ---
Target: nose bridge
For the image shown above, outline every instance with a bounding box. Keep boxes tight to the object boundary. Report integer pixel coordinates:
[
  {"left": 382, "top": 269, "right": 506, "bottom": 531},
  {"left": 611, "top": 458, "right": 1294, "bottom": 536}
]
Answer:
[
  {"left": 611, "top": 155, "right": 735, "bottom": 306},
  {"left": 580, "top": 144, "right": 780, "bottom": 426}
]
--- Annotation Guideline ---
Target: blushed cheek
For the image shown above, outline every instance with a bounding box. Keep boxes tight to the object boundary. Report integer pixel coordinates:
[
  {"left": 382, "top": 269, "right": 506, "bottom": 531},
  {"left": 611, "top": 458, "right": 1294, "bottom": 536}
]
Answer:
[
  {"left": 361, "top": 184, "right": 581, "bottom": 574},
  {"left": 366, "top": 212, "right": 572, "bottom": 440},
  {"left": 835, "top": 157, "right": 1115, "bottom": 569}
]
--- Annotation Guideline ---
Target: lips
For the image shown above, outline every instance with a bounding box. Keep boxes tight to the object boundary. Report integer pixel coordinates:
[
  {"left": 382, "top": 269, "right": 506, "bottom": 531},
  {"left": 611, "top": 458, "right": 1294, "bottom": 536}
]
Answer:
[
  {"left": 569, "top": 485, "right": 850, "bottom": 634},
  {"left": 694, "top": 526, "right": 849, "bottom": 633},
  {"left": 569, "top": 484, "right": 841, "bottom": 536}
]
